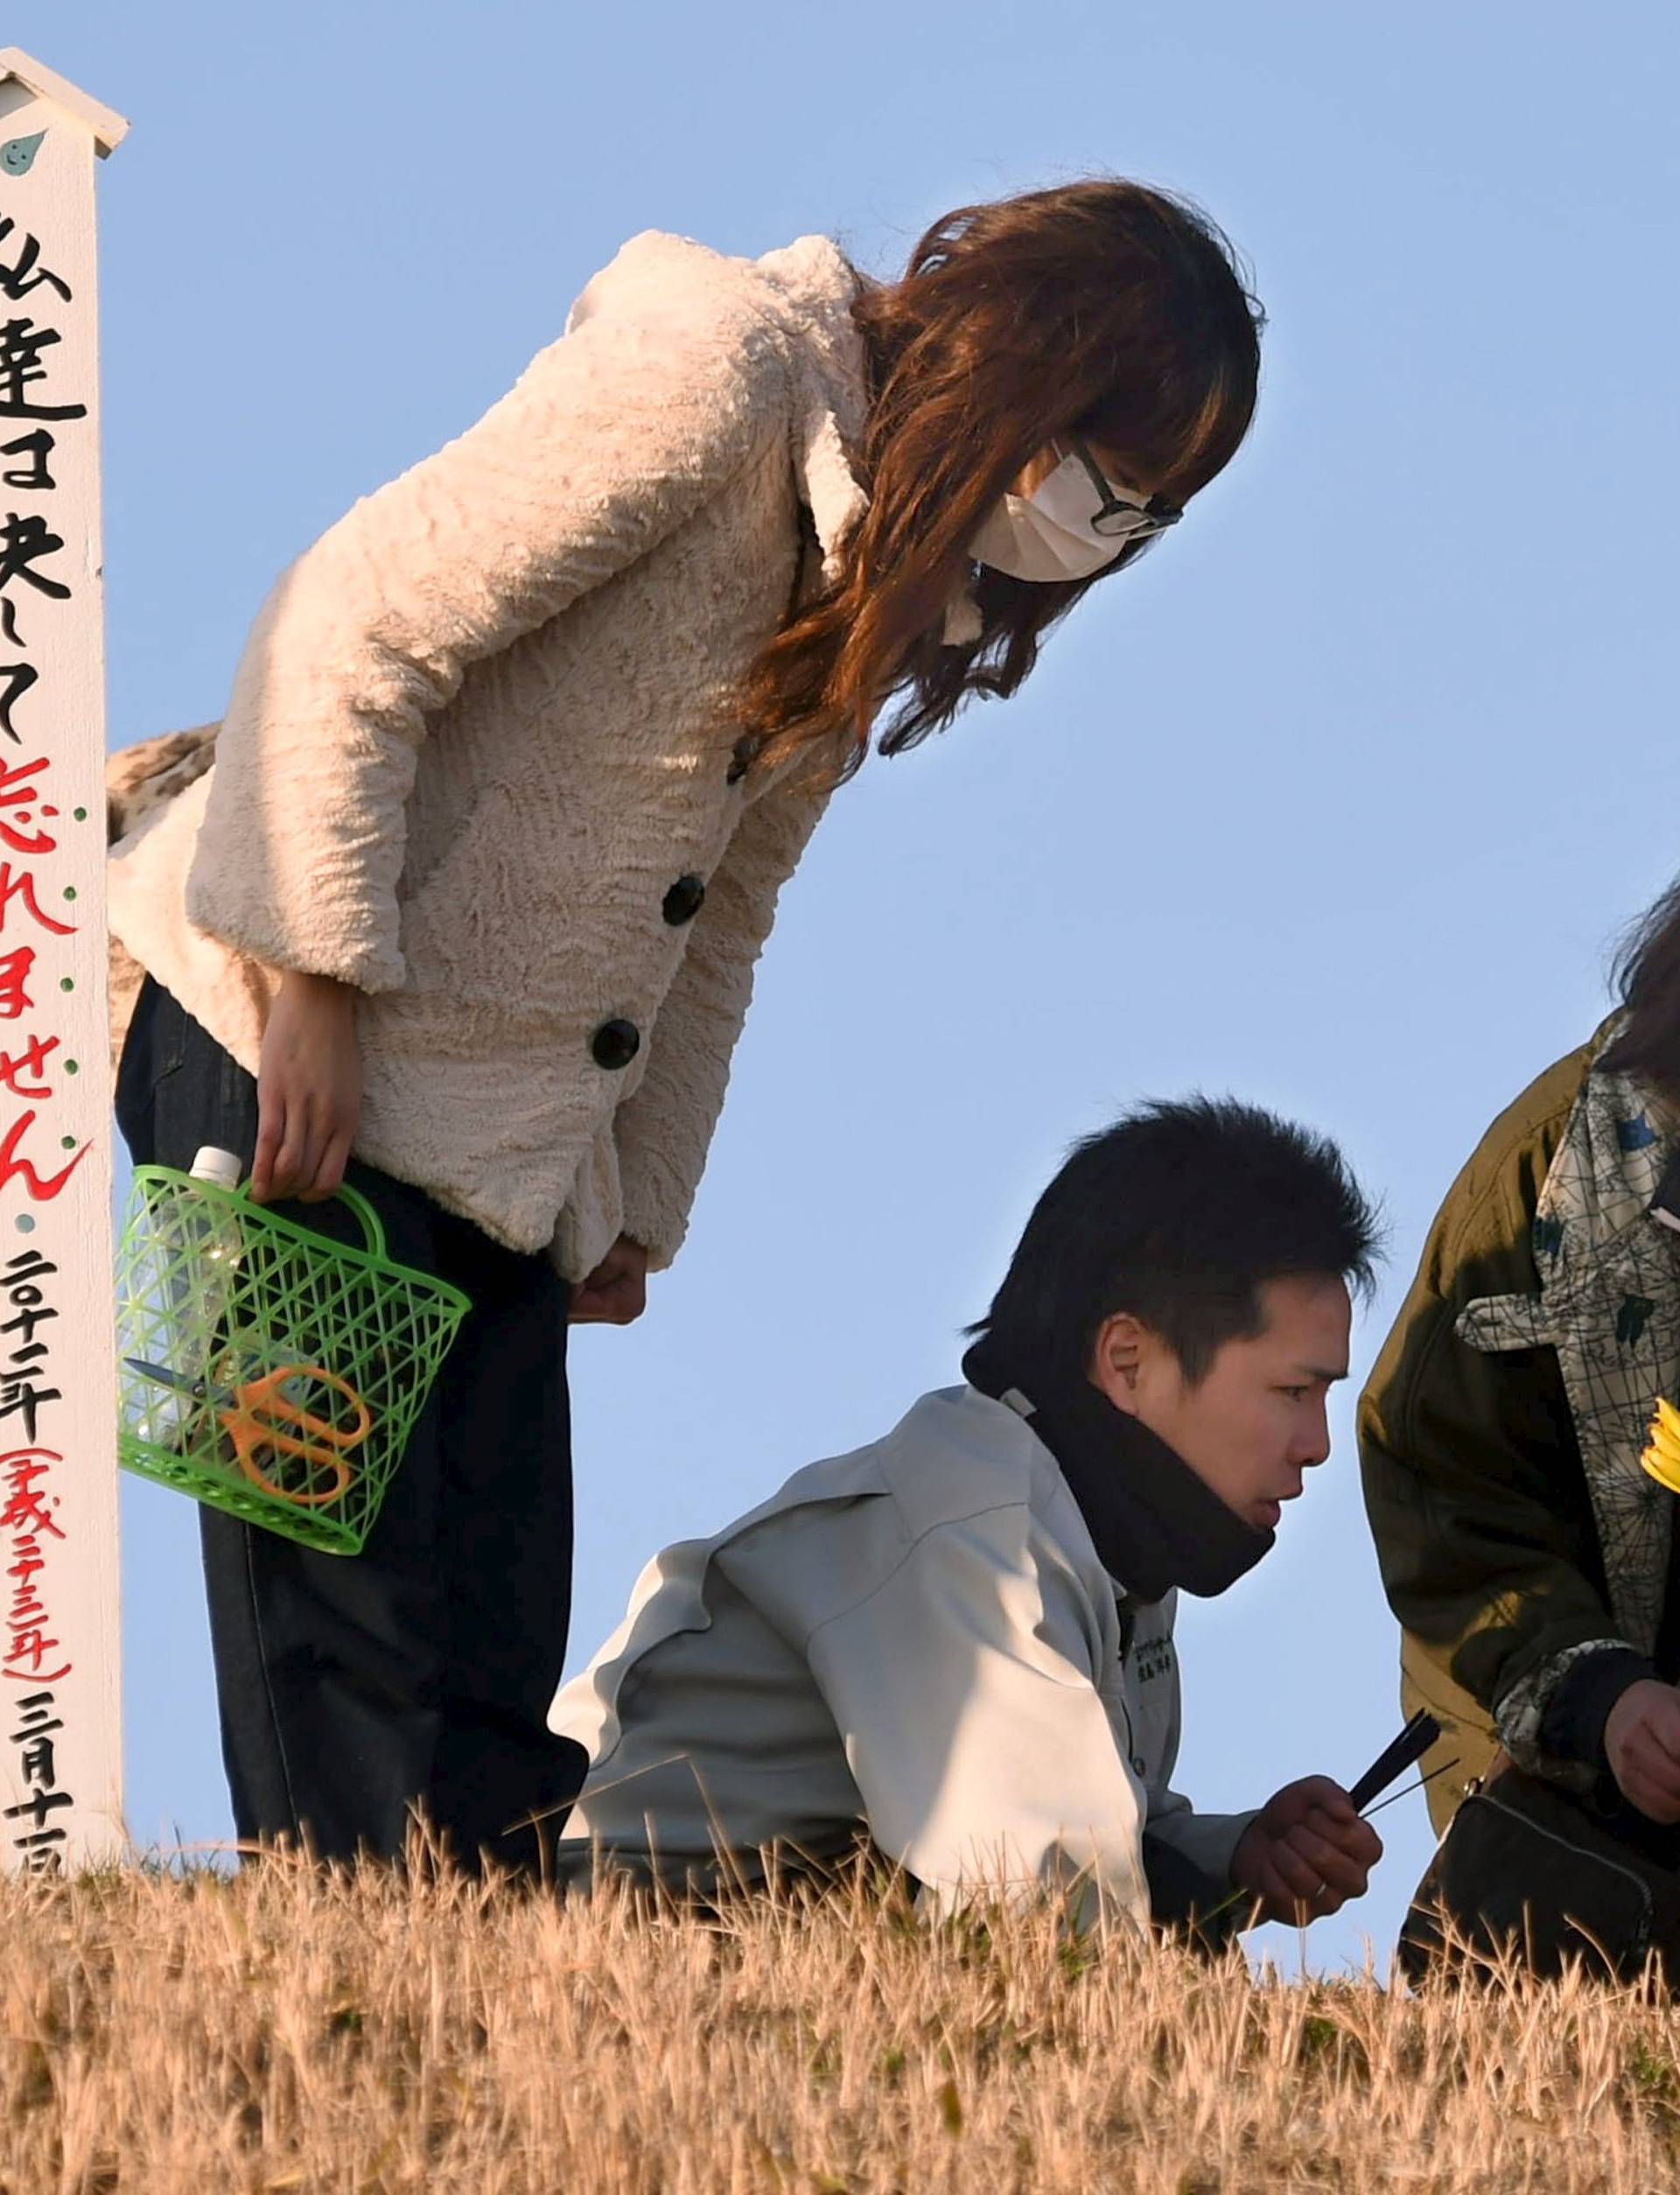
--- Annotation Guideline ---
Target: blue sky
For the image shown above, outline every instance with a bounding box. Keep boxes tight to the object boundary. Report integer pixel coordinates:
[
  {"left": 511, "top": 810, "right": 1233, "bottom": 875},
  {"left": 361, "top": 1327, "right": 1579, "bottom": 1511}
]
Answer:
[{"left": 16, "top": 0, "right": 1680, "bottom": 1967}]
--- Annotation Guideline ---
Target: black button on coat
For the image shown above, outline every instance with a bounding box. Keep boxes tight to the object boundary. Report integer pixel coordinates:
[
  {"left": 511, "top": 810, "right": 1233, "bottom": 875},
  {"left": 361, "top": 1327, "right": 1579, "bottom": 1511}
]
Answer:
[
  {"left": 662, "top": 875, "right": 707, "bottom": 926},
  {"left": 592, "top": 1019, "right": 641, "bottom": 1071}
]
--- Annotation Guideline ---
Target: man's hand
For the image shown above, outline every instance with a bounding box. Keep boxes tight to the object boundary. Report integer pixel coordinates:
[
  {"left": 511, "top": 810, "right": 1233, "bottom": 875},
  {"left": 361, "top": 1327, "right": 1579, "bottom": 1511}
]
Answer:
[
  {"left": 1229, "top": 1776, "right": 1382, "bottom": 1925},
  {"left": 251, "top": 970, "right": 362, "bottom": 1205},
  {"left": 570, "top": 1235, "right": 649, "bottom": 1325},
  {"left": 1605, "top": 1679, "right": 1680, "bottom": 1824}
]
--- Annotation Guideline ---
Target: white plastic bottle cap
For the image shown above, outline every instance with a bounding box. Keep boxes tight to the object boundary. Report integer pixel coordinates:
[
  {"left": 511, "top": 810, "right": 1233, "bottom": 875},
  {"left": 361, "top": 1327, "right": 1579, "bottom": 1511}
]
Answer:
[{"left": 188, "top": 1147, "right": 244, "bottom": 1189}]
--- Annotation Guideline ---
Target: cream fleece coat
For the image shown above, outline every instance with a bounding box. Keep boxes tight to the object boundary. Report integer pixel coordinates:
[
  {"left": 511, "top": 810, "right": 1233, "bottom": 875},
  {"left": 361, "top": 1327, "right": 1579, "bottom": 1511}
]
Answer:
[{"left": 107, "top": 230, "right": 869, "bottom": 1281}]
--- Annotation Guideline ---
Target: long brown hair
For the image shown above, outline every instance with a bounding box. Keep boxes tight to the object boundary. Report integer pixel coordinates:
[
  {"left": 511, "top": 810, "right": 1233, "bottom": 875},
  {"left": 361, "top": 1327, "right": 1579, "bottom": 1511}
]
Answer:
[{"left": 738, "top": 180, "right": 1264, "bottom": 781}]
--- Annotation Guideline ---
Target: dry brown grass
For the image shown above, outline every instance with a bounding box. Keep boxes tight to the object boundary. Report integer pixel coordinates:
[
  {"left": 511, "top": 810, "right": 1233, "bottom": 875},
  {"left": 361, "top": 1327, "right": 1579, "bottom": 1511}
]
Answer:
[{"left": 2, "top": 1855, "right": 1678, "bottom": 2192}]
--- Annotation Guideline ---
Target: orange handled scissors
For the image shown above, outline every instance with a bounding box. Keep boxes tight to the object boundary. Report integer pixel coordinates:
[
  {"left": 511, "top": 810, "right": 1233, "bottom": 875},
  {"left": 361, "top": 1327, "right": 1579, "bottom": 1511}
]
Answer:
[{"left": 125, "top": 1357, "right": 373, "bottom": 1508}]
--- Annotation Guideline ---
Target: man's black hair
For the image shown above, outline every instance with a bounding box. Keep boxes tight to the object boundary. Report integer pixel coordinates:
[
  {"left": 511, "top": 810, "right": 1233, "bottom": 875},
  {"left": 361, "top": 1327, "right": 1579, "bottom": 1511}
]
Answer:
[{"left": 970, "top": 1096, "right": 1382, "bottom": 1385}]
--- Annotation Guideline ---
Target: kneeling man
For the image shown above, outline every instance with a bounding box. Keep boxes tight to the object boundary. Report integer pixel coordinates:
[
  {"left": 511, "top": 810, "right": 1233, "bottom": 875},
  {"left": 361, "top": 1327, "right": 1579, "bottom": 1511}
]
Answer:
[{"left": 550, "top": 1098, "right": 1383, "bottom": 1937}]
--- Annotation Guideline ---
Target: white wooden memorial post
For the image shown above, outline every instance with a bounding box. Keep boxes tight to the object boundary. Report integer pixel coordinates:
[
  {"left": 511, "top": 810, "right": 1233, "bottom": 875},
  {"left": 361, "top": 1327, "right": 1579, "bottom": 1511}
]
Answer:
[{"left": 0, "top": 50, "right": 128, "bottom": 1872}]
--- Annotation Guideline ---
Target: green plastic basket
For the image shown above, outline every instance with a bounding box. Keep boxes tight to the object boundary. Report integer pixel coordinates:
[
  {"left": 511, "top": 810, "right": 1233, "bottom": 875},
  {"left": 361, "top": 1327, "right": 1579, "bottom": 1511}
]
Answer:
[{"left": 115, "top": 1168, "right": 472, "bottom": 1555}]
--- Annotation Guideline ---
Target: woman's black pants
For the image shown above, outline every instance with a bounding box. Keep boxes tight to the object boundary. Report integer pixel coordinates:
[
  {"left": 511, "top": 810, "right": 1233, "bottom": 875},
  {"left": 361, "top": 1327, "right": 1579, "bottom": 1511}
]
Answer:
[{"left": 116, "top": 976, "right": 587, "bottom": 1875}]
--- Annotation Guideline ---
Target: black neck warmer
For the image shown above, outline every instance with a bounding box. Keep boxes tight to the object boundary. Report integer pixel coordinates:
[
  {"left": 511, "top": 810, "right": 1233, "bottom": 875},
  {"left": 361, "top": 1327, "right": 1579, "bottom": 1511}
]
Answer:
[{"left": 961, "top": 1332, "right": 1273, "bottom": 1602}]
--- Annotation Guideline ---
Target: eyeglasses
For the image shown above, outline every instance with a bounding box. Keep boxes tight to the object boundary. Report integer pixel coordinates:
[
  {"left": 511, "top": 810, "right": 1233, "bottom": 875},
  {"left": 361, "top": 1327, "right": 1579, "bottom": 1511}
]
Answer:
[{"left": 1068, "top": 437, "right": 1183, "bottom": 542}]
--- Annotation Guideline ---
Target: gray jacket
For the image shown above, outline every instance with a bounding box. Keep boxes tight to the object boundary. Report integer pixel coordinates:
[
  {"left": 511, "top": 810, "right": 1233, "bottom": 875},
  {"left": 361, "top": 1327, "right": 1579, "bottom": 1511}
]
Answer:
[{"left": 550, "top": 1384, "right": 1255, "bottom": 1928}]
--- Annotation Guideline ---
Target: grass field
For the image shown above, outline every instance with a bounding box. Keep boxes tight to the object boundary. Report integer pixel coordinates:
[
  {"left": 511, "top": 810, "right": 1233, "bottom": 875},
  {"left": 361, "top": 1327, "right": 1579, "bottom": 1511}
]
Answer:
[{"left": 4, "top": 1854, "right": 1677, "bottom": 2192}]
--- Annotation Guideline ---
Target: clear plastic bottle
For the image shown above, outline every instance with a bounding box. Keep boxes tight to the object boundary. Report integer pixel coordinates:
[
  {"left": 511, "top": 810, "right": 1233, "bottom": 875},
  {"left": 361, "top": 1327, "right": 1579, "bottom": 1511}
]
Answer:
[{"left": 122, "top": 1145, "right": 247, "bottom": 1451}]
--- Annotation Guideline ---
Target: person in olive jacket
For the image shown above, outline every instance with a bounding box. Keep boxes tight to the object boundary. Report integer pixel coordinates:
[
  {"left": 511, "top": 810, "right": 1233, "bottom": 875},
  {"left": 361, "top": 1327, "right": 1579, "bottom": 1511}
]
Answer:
[{"left": 1361, "top": 876, "right": 1680, "bottom": 1846}]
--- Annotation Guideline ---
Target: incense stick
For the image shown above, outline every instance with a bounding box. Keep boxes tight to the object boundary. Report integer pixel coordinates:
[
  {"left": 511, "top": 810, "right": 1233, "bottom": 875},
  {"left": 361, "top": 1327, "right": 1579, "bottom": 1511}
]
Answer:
[
  {"left": 1347, "top": 1708, "right": 1442, "bottom": 1813},
  {"left": 1357, "top": 1757, "right": 1460, "bottom": 1821},
  {"left": 1191, "top": 1753, "right": 1463, "bottom": 1933}
]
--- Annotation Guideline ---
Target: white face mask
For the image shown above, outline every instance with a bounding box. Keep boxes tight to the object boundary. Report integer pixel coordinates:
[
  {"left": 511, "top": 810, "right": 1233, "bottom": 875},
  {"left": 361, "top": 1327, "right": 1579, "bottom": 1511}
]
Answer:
[{"left": 970, "top": 449, "right": 1170, "bottom": 584}]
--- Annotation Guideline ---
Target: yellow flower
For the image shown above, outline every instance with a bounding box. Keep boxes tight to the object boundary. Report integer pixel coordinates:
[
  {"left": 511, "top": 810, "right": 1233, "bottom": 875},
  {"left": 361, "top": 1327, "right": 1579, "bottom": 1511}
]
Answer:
[{"left": 1641, "top": 1396, "right": 1680, "bottom": 1493}]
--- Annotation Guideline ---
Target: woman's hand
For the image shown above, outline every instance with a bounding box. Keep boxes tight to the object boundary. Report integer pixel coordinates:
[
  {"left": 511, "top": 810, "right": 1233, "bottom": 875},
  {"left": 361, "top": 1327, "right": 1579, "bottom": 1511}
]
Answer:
[
  {"left": 570, "top": 1235, "right": 649, "bottom": 1325},
  {"left": 251, "top": 970, "right": 363, "bottom": 1205},
  {"left": 1605, "top": 1679, "right": 1680, "bottom": 1824},
  {"left": 1229, "top": 1776, "right": 1382, "bottom": 1925}
]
